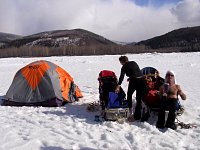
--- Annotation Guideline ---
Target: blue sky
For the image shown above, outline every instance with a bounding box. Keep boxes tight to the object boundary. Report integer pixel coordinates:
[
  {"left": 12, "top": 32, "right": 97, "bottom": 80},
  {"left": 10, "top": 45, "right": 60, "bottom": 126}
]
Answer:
[
  {"left": 133, "top": 0, "right": 181, "bottom": 7},
  {"left": 0, "top": 0, "right": 200, "bottom": 42}
]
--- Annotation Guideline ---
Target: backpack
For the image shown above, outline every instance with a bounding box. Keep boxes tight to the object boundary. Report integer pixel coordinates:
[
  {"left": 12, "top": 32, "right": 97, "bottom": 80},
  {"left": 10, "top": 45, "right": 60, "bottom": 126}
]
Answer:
[{"left": 107, "top": 92, "right": 128, "bottom": 108}]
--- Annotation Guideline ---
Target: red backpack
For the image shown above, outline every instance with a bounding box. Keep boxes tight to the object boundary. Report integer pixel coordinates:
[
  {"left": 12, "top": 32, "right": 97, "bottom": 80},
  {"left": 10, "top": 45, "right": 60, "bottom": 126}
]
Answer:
[{"left": 98, "top": 70, "right": 117, "bottom": 80}]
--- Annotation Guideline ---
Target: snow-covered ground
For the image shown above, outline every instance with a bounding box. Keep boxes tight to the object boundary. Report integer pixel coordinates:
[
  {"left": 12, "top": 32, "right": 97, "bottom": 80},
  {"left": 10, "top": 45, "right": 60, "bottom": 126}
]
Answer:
[{"left": 0, "top": 52, "right": 200, "bottom": 150}]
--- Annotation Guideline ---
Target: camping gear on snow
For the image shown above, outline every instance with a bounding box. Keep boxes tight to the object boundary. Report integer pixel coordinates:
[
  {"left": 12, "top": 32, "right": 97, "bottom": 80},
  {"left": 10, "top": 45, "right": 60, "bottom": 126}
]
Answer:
[
  {"left": 175, "top": 117, "right": 197, "bottom": 129},
  {"left": 3, "top": 60, "right": 83, "bottom": 107},
  {"left": 141, "top": 67, "right": 184, "bottom": 121},
  {"left": 104, "top": 92, "right": 129, "bottom": 122},
  {"left": 98, "top": 70, "right": 129, "bottom": 121},
  {"left": 141, "top": 67, "right": 165, "bottom": 110},
  {"left": 87, "top": 101, "right": 100, "bottom": 112},
  {"left": 107, "top": 92, "right": 128, "bottom": 108}
]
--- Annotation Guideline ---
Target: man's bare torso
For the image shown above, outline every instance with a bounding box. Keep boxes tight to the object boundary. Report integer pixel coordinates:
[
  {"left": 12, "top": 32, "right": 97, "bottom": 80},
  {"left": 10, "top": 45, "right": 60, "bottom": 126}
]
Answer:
[{"left": 160, "top": 84, "right": 181, "bottom": 99}]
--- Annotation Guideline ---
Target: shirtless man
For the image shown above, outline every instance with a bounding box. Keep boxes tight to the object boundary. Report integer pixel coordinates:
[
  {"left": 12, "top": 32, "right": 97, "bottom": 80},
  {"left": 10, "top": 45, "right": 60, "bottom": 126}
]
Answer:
[{"left": 156, "top": 70, "right": 186, "bottom": 130}]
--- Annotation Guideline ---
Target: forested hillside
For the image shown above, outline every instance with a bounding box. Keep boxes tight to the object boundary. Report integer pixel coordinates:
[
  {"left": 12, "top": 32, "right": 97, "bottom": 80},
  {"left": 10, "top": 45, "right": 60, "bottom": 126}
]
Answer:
[{"left": 0, "top": 26, "right": 200, "bottom": 58}]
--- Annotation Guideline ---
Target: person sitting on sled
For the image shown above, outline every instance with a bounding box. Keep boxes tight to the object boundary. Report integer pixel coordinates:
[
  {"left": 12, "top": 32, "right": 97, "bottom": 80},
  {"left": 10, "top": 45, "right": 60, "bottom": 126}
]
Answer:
[{"left": 156, "top": 70, "right": 186, "bottom": 130}]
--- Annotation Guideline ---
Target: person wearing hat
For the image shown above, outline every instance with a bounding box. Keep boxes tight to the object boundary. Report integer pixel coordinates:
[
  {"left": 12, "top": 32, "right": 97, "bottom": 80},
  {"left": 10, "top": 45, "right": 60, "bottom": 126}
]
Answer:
[{"left": 156, "top": 70, "right": 186, "bottom": 130}]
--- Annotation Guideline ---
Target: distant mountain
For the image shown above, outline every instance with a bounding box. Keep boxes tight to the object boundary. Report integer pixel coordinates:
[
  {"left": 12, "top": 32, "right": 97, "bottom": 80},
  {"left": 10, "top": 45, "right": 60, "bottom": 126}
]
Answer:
[
  {"left": 136, "top": 26, "right": 200, "bottom": 51},
  {"left": 6, "top": 29, "right": 116, "bottom": 48},
  {"left": 112, "top": 41, "right": 132, "bottom": 45},
  {"left": 0, "top": 32, "right": 22, "bottom": 47},
  {"left": 126, "top": 41, "right": 136, "bottom": 46},
  {"left": 1, "top": 26, "right": 199, "bottom": 58}
]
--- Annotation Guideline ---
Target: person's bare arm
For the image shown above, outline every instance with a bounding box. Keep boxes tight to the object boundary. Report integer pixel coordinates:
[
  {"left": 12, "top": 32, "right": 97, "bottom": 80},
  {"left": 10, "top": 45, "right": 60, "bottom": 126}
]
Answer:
[{"left": 177, "top": 85, "right": 186, "bottom": 100}]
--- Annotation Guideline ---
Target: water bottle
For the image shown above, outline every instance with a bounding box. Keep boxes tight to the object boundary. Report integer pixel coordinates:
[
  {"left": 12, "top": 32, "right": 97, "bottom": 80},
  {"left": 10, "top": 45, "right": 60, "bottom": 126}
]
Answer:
[
  {"left": 164, "top": 83, "right": 169, "bottom": 93},
  {"left": 162, "top": 83, "right": 169, "bottom": 98}
]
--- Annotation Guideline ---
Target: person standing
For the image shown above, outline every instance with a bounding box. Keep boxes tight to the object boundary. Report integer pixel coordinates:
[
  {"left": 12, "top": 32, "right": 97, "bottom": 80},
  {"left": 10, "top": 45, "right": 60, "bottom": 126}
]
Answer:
[
  {"left": 156, "top": 70, "right": 186, "bottom": 130},
  {"left": 115, "top": 56, "right": 146, "bottom": 120}
]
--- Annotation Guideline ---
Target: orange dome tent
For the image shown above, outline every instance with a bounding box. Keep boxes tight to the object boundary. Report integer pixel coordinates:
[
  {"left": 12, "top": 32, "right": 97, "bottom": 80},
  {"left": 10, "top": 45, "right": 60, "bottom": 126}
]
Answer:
[{"left": 3, "top": 60, "right": 83, "bottom": 107}]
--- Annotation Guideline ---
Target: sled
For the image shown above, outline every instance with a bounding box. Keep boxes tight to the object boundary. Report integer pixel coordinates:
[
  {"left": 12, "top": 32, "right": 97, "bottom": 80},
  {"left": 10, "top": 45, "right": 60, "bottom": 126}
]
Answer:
[
  {"left": 98, "top": 70, "right": 129, "bottom": 122},
  {"left": 104, "top": 108, "right": 129, "bottom": 122}
]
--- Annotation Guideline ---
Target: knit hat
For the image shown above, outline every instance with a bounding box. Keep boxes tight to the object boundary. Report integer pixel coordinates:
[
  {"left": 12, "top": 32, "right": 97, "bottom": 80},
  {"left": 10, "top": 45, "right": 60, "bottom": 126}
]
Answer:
[{"left": 165, "top": 70, "right": 176, "bottom": 84}]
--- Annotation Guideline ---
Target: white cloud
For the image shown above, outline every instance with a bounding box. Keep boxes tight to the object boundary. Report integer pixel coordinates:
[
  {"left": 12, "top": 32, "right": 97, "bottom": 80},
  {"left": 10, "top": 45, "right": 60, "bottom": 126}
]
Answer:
[
  {"left": 0, "top": 0, "right": 199, "bottom": 42},
  {"left": 171, "top": 0, "right": 200, "bottom": 27}
]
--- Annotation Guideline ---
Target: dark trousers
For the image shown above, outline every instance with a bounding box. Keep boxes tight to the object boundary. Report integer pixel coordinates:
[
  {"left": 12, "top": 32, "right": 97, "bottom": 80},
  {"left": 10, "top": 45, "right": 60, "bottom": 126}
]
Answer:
[
  {"left": 157, "top": 98, "right": 177, "bottom": 127},
  {"left": 127, "top": 77, "right": 146, "bottom": 119}
]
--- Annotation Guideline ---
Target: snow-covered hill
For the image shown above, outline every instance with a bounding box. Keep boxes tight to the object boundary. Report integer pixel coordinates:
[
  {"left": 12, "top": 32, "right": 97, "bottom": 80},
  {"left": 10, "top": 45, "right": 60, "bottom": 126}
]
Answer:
[{"left": 5, "top": 29, "right": 116, "bottom": 48}]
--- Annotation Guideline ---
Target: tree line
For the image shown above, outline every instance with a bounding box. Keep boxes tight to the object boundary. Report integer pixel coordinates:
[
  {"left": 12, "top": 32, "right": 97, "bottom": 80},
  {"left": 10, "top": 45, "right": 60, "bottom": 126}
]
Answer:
[{"left": 0, "top": 44, "right": 198, "bottom": 58}]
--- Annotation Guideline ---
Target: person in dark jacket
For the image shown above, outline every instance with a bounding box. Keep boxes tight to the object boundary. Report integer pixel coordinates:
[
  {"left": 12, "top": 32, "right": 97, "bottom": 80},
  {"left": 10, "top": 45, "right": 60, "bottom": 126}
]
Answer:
[{"left": 115, "top": 56, "right": 147, "bottom": 120}]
